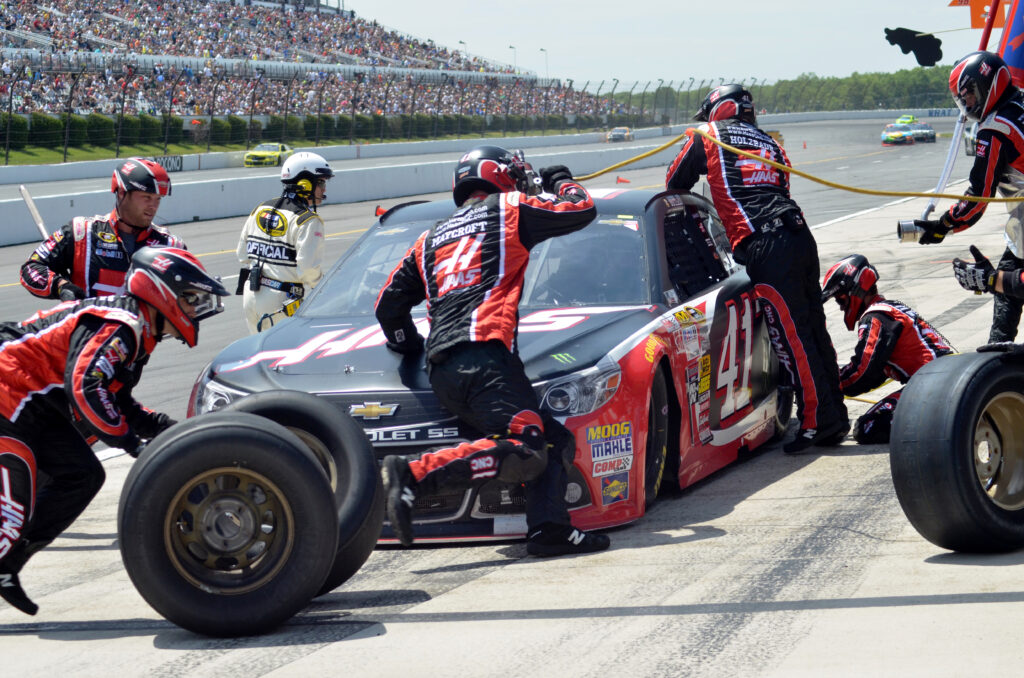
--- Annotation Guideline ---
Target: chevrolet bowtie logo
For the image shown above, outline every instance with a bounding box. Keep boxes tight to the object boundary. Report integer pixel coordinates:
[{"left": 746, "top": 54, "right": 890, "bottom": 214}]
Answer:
[{"left": 349, "top": 402, "right": 399, "bottom": 419}]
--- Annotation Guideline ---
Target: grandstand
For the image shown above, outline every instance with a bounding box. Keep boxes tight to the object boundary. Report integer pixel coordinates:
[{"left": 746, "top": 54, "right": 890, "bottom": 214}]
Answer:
[{"left": 0, "top": 0, "right": 652, "bottom": 149}]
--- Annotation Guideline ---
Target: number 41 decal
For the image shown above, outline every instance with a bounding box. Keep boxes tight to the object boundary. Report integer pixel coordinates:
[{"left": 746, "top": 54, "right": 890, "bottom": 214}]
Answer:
[{"left": 717, "top": 294, "right": 753, "bottom": 420}]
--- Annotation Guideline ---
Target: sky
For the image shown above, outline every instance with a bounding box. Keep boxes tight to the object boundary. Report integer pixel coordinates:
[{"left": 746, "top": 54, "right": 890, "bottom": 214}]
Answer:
[{"left": 342, "top": 0, "right": 1003, "bottom": 89}]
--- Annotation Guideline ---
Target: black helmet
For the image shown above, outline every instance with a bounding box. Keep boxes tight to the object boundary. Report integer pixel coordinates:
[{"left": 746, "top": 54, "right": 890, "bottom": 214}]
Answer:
[
  {"left": 452, "top": 145, "right": 530, "bottom": 206},
  {"left": 821, "top": 254, "right": 879, "bottom": 330},
  {"left": 111, "top": 157, "right": 171, "bottom": 197},
  {"left": 693, "top": 84, "right": 756, "bottom": 123},
  {"left": 126, "top": 247, "right": 229, "bottom": 347},
  {"left": 949, "top": 51, "right": 1014, "bottom": 121}
]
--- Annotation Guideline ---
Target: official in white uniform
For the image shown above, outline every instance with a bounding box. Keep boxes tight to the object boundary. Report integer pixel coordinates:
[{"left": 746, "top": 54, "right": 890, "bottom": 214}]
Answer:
[{"left": 236, "top": 151, "right": 334, "bottom": 333}]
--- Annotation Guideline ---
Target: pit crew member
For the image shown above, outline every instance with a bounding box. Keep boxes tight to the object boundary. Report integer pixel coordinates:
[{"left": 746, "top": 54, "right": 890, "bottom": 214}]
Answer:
[
  {"left": 375, "top": 145, "right": 610, "bottom": 557},
  {"left": 0, "top": 247, "right": 228, "bottom": 616}
]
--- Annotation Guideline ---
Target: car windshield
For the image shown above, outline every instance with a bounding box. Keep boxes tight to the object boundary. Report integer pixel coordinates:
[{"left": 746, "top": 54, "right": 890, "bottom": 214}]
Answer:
[
  {"left": 254, "top": 143, "right": 278, "bottom": 151},
  {"left": 885, "top": 124, "right": 912, "bottom": 132},
  {"left": 302, "top": 216, "right": 650, "bottom": 317}
]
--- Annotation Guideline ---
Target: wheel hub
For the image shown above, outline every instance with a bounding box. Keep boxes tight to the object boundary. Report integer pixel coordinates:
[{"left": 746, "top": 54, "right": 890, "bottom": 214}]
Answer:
[
  {"left": 199, "top": 497, "right": 258, "bottom": 553},
  {"left": 974, "top": 393, "right": 1024, "bottom": 510}
]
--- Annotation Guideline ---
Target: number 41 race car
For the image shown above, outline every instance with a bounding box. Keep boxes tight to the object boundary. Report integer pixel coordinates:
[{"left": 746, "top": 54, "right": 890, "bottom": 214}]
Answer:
[{"left": 189, "top": 188, "right": 791, "bottom": 541}]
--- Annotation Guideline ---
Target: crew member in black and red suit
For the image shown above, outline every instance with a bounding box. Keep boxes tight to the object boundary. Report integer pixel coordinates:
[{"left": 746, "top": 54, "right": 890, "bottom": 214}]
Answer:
[
  {"left": 375, "top": 145, "right": 610, "bottom": 556},
  {"left": 666, "top": 83, "right": 848, "bottom": 453},
  {"left": 822, "top": 254, "right": 954, "bottom": 444}
]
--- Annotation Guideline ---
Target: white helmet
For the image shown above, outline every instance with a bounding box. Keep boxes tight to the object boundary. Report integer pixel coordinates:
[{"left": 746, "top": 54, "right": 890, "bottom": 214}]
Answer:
[{"left": 281, "top": 151, "right": 334, "bottom": 197}]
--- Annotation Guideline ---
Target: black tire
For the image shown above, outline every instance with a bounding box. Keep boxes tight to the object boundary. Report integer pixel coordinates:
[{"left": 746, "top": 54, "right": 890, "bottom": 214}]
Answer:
[
  {"left": 224, "top": 390, "right": 383, "bottom": 594},
  {"left": 118, "top": 411, "right": 339, "bottom": 636},
  {"left": 771, "top": 386, "right": 795, "bottom": 442},
  {"left": 644, "top": 368, "right": 670, "bottom": 509},
  {"left": 891, "top": 352, "right": 1024, "bottom": 552}
]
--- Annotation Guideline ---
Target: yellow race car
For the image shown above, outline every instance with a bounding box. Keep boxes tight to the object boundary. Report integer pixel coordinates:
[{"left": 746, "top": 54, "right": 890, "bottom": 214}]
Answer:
[
  {"left": 895, "top": 114, "right": 917, "bottom": 125},
  {"left": 244, "top": 142, "right": 294, "bottom": 167}
]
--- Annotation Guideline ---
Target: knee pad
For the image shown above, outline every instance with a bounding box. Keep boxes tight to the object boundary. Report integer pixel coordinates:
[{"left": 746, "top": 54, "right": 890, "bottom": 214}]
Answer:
[
  {"left": 493, "top": 437, "right": 548, "bottom": 483},
  {"left": 854, "top": 412, "right": 891, "bottom": 445},
  {"left": 0, "top": 440, "right": 37, "bottom": 562}
]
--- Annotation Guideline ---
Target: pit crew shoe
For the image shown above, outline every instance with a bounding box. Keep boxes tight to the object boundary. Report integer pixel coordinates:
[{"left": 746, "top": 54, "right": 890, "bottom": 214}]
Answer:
[
  {"left": 783, "top": 419, "right": 848, "bottom": 454},
  {"left": 526, "top": 523, "right": 610, "bottom": 557},
  {"left": 0, "top": 570, "right": 38, "bottom": 616},
  {"left": 382, "top": 455, "right": 417, "bottom": 547}
]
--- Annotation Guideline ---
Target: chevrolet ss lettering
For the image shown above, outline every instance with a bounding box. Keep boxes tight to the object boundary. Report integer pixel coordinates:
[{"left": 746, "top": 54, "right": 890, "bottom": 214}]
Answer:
[{"left": 189, "top": 188, "right": 790, "bottom": 541}]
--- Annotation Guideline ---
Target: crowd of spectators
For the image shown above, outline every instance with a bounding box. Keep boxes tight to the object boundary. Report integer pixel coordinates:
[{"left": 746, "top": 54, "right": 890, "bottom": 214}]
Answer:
[{"left": 0, "top": 1, "right": 644, "bottom": 124}]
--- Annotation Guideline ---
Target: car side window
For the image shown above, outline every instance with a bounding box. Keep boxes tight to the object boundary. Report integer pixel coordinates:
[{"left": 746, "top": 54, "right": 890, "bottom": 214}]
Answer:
[{"left": 662, "top": 206, "right": 730, "bottom": 298}]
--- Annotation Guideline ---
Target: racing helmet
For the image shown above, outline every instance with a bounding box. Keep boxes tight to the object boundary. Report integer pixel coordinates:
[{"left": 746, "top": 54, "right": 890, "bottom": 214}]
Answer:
[
  {"left": 281, "top": 151, "right": 334, "bottom": 197},
  {"left": 693, "top": 84, "right": 756, "bottom": 124},
  {"left": 949, "top": 51, "right": 1014, "bottom": 122},
  {"left": 821, "top": 254, "right": 879, "bottom": 330},
  {"left": 126, "top": 247, "right": 229, "bottom": 347},
  {"left": 111, "top": 157, "right": 172, "bottom": 197},
  {"left": 452, "top": 145, "right": 530, "bottom": 206}
]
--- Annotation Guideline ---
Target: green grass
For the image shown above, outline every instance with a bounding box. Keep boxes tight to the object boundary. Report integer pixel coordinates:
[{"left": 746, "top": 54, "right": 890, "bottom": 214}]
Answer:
[{"left": 0, "top": 127, "right": 596, "bottom": 166}]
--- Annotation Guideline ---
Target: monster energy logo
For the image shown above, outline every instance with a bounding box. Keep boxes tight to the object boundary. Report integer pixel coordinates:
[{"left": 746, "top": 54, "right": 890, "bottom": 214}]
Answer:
[{"left": 551, "top": 353, "right": 576, "bottom": 364}]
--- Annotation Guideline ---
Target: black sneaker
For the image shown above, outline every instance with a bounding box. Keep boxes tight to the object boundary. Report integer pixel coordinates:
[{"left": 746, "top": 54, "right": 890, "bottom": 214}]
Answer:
[
  {"left": 0, "top": 570, "right": 38, "bottom": 616},
  {"left": 526, "top": 523, "right": 610, "bottom": 557},
  {"left": 382, "top": 455, "right": 416, "bottom": 547},
  {"left": 783, "top": 419, "right": 848, "bottom": 454},
  {"left": 815, "top": 419, "right": 850, "bottom": 447}
]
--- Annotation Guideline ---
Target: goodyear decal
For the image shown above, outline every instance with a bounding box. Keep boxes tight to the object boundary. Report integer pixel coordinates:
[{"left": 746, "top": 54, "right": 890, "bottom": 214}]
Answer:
[
  {"left": 256, "top": 207, "right": 289, "bottom": 237},
  {"left": 97, "top": 230, "right": 117, "bottom": 243},
  {"left": 588, "top": 421, "right": 633, "bottom": 461},
  {"left": 601, "top": 471, "right": 629, "bottom": 505},
  {"left": 592, "top": 455, "right": 632, "bottom": 478},
  {"left": 643, "top": 334, "right": 668, "bottom": 363},
  {"left": 698, "top": 354, "right": 711, "bottom": 393}
]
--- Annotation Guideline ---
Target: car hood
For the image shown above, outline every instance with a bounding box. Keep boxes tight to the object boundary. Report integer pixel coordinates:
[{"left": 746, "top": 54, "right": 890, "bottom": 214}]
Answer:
[
  {"left": 209, "top": 305, "right": 659, "bottom": 394},
  {"left": 246, "top": 151, "right": 278, "bottom": 156}
]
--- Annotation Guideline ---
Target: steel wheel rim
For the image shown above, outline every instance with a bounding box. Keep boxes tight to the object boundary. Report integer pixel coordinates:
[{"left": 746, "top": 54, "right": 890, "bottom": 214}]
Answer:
[
  {"left": 163, "top": 466, "right": 295, "bottom": 595},
  {"left": 974, "top": 392, "right": 1024, "bottom": 511},
  {"left": 287, "top": 427, "right": 340, "bottom": 492}
]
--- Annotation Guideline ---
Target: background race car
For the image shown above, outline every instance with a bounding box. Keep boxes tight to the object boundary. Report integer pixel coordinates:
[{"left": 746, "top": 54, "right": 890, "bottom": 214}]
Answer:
[
  {"left": 189, "top": 189, "right": 790, "bottom": 541},
  {"left": 606, "top": 126, "right": 634, "bottom": 142},
  {"left": 243, "top": 142, "right": 295, "bottom": 167},
  {"left": 908, "top": 122, "right": 936, "bottom": 143},
  {"left": 881, "top": 123, "right": 916, "bottom": 145}
]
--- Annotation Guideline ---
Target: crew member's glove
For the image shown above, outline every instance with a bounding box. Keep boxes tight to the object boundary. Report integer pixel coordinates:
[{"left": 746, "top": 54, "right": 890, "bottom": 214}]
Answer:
[
  {"left": 385, "top": 329, "right": 424, "bottom": 355},
  {"left": 58, "top": 282, "right": 85, "bottom": 301},
  {"left": 952, "top": 245, "right": 996, "bottom": 293},
  {"left": 134, "top": 411, "right": 177, "bottom": 439},
  {"left": 126, "top": 439, "right": 146, "bottom": 459},
  {"left": 540, "top": 165, "right": 574, "bottom": 193},
  {"left": 914, "top": 214, "right": 953, "bottom": 245}
]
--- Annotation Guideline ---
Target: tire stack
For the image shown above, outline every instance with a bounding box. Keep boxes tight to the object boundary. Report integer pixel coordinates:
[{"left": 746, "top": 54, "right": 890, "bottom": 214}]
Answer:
[{"left": 117, "top": 390, "right": 383, "bottom": 636}]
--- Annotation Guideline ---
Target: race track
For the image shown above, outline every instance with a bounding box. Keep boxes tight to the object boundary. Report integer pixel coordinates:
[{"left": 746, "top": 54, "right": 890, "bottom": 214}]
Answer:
[{"left": 2, "top": 116, "right": 1021, "bottom": 677}]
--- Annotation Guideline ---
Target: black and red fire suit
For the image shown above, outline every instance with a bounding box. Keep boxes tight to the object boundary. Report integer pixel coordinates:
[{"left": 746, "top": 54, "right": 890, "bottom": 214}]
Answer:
[
  {"left": 839, "top": 298, "right": 954, "bottom": 443},
  {"left": 20, "top": 210, "right": 185, "bottom": 300},
  {"left": 0, "top": 296, "right": 171, "bottom": 574},
  {"left": 945, "top": 94, "right": 1024, "bottom": 342},
  {"left": 666, "top": 120, "right": 848, "bottom": 432},
  {"left": 375, "top": 182, "right": 596, "bottom": 531}
]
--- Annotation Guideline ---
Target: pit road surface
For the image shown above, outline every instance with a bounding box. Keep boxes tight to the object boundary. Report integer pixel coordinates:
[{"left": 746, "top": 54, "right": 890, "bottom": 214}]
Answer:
[{"left": 1, "top": 117, "right": 1018, "bottom": 677}]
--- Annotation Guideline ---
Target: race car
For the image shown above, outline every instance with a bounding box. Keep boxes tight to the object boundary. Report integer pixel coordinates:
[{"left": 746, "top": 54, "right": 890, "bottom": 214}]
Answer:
[
  {"left": 188, "top": 188, "right": 790, "bottom": 542},
  {"left": 606, "top": 126, "right": 634, "bottom": 142},
  {"left": 964, "top": 121, "right": 979, "bottom": 156},
  {"left": 896, "top": 114, "right": 917, "bottom": 125},
  {"left": 908, "top": 122, "right": 936, "bottom": 143},
  {"left": 881, "top": 124, "right": 916, "bottom": 145},
  {"left": 243, "top": 142, "right": 294, "bottom": 167}
]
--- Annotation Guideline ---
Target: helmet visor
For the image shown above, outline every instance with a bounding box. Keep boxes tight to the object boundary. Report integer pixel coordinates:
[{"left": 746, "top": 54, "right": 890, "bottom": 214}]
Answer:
[
  {"left": 953, "top": 81, "right": 983, "bottom": 120},
  {"left": 181, "top": 289, "right": 224, "bottom": 322}
]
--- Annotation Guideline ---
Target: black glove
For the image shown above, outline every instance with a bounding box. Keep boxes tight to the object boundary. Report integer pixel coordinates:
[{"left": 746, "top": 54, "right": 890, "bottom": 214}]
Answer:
[
  {"left": 977, "top": 341, "right": 1024, "bottom": 354},
  {"left": 952, "top": 245, "right": 996, "bottom": 293},
  {"left": 915, "top": 215, "right": 953, "bottom": 245},
  {"left": 539, "top": 165, "right": 574, "bottom": 193},
  {"left": 126, "top": 438, "right": 146, "bottom": 459},
  {"left": 385, "top": 330, "right": 424, "bottom": 355},
  {"left": 133, "top": 411, "right": 177, "bottom": 439},
  {"left": 58, "top": 282, "right": 85, "bottom": 301}
]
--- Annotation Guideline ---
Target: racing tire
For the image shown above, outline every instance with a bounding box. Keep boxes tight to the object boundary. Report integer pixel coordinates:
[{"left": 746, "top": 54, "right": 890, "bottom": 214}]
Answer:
[
  {"left": 890, "top": 352, "right": 1024, "bottom": 552},
  {"left": 118, "top": 411, "right": 339, "bottom": 636},
  {"left": 644, "top": 368, "right": 670, "bottom": 509},
  {"left": 771, "top": 386, "right": 795, "bottom": 442},
  {"left": 223, "top": 390, "right": 384, "bottom": 595}
]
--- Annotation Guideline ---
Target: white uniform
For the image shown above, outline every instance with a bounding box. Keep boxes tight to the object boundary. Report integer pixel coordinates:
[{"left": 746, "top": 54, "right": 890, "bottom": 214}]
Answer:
[{"left": 236, "top": 194, "right": 325, "bottom": 333}]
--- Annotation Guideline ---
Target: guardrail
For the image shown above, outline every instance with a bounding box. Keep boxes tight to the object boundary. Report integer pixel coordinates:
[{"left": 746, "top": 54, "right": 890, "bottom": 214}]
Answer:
[{"left": 0, "top": 109, "right": 960, "bottom": 247}]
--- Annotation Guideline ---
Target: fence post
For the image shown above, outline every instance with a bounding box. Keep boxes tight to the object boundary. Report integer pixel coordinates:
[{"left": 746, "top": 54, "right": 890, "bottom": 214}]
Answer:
[
  {"left": 63, "top": 66, "right": 86, "bottom": 163},
  {"left": 115, "top": 65, "right": 136, "bottom": 158}
]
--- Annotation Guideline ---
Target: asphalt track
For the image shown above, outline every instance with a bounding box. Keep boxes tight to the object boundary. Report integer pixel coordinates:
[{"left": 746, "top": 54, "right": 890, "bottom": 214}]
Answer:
[{"left": 2, "top": 117, "right": 1021, "bottom": 677}]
